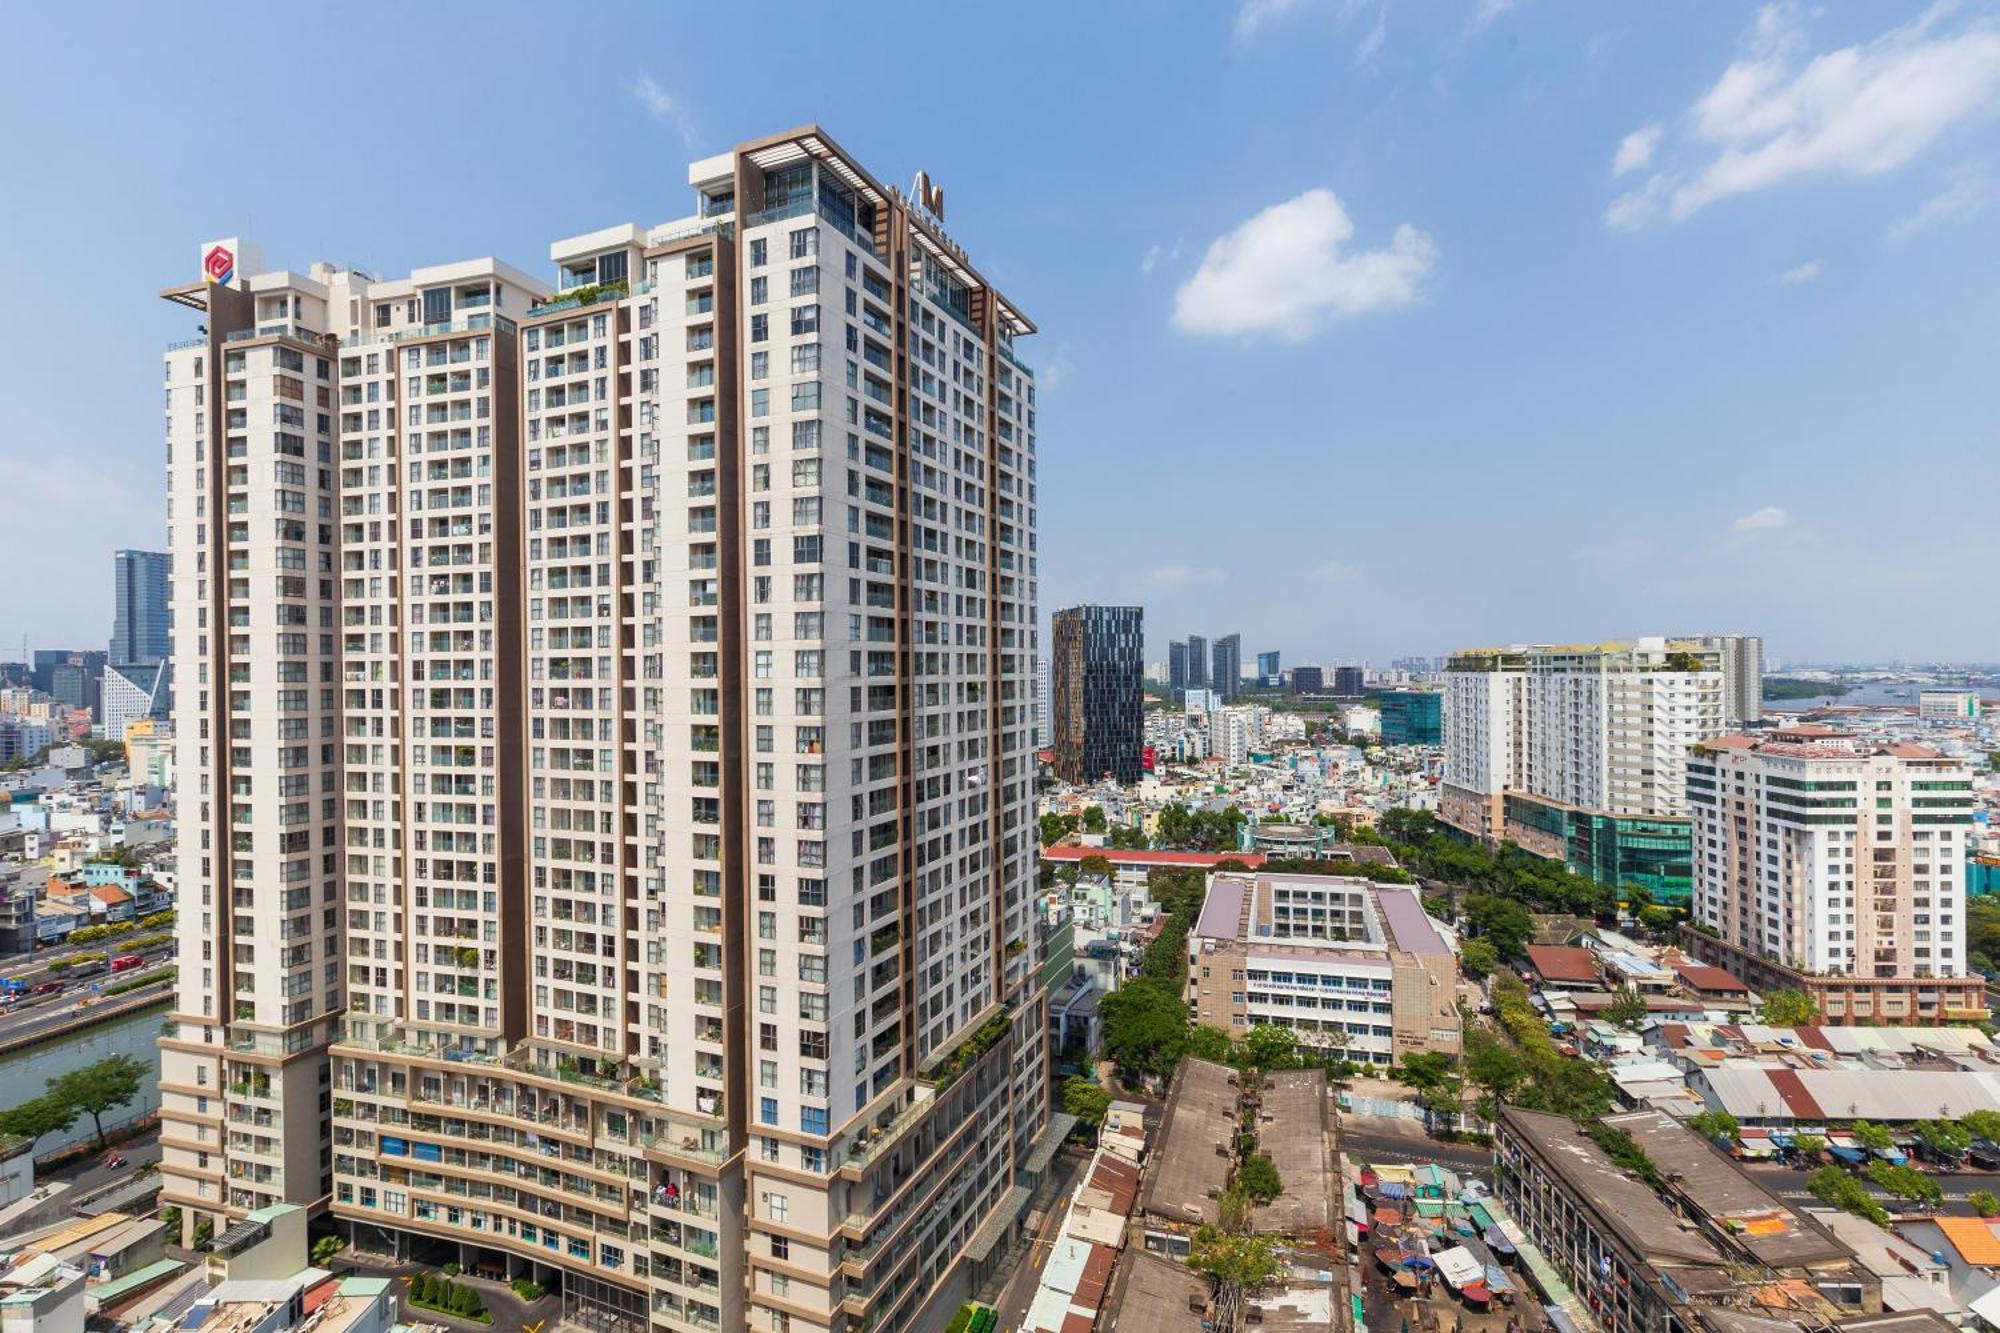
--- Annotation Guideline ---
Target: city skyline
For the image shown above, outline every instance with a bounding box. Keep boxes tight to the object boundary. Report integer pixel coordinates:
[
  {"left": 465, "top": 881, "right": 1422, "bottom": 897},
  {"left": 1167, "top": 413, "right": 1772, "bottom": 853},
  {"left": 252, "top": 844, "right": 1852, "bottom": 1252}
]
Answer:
[{"left": 6, "top": 2, "right": 1999, "bottom": 661}]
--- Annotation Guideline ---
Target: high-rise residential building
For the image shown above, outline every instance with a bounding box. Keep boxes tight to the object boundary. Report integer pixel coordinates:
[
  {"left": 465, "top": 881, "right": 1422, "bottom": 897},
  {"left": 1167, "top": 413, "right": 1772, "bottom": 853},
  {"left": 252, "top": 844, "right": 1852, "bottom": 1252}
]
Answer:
[
  {"left": 1206, "top": 704, "right": 1266, "bottom": 765},
  {"left": 1684, "top": 726, "right": 1983, "bottom": 1023},
  {"left": 158, "top": 127, "right": 1055, "bottom": 1333},
  {"left": 1184, "top": 634, "right": 1207, "bottom": 691},
  {"left": 1035, "top": 653, "right": 1053, "bottom": 748},
  {"left": 1167, "top": 640, "right": 1189, "bottom": 694},
  {"left": 1690, "top": 633, "right": 1763, "bottom": 725},
  {"left": 1377, "top": 688, "right": 1442, "bottom": 747},
  {"left": 1255, "top": 650, "right": 1280, "bottom": 688},
  {"left": 1208, "top": 634, "right": 1240, "bottom": 703},
  {"left": 110, "top": 549, "right": 173, "bottom": 666},
  {"left": 1051, "top": 605, "right": 1143, "bottom": 784},
  {"left": 1330, "top": 666, "right": 1364, "bottom": 698},
  {"left": 1441, "top": 638, "right": 1726, "bottom": 900}
]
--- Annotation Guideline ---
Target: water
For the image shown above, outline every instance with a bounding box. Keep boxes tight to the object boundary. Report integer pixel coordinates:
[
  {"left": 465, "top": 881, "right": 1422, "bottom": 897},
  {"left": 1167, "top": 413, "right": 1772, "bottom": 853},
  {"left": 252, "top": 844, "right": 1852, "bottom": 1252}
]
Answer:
[
  {"left": 0, "top": 999, "right": 165, "bottom": 1154},
  {"left": 1765, "top": 681, "right": 2000, "bottom": 713}
]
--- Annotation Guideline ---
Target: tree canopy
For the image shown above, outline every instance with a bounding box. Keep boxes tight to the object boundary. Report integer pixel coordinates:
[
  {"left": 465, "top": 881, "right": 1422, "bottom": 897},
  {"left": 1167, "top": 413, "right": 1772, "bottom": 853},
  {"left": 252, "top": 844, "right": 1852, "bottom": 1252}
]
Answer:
[
  {"left": 1760, "top": 988, "right": 1819, "bottom": 1026},
  {"left": 47, "top": 1055, "right": 148, "bottom": 1145}
]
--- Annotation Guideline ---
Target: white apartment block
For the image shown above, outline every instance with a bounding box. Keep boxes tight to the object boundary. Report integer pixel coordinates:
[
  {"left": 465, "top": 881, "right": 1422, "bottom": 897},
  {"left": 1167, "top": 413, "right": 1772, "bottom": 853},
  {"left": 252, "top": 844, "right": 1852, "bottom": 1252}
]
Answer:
[
  {"left": 159, "top": 127, "right": 1054, "bottom": 1333},
  {"left": 1439, "top": 649, "right": 1526, "bottom": 840},
  {"left": 1208, "top": 705, "right": 1266, "bottom": 765},
  {"left": 1919, "top": 690, "right": 1980, "bottom": 720},
  {"left": 1442, "top": 639, "right": 1725, "bottom": 835},
  {"left": 1689, "top": 728, "right": 1974, "bottom": 980}
]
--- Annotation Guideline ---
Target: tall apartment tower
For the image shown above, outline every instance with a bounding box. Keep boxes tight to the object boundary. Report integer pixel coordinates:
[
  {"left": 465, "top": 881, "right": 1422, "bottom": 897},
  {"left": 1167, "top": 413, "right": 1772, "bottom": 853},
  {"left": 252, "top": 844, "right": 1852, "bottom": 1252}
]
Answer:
[
  {"left": 1050, "top": 605, "right": 1143, "bottom": 784},
  {"left": 1691, "top": 633, "right": 1764, "bottom": 725},
  {"left": 1167, "top": 640, "right": 1188, "bottom": 694},
  {"left": 1209, "top": 633, "right": 1241, "bottom": 703},
  {"left": 1687, "top": 727, "right": 1978, "bottom": 1022},
  {"left": 159, "top": 128, "right": 1055, "bottom": 1333},
  {"left": 1440, "top": 639, "right": 1726, "bottom": 899},
  {"left": 1184, "top": 634, "right": 1207, "bottom": 691},
  {"left": 111, "top": 549, "right": 172, "bottom": 665}
]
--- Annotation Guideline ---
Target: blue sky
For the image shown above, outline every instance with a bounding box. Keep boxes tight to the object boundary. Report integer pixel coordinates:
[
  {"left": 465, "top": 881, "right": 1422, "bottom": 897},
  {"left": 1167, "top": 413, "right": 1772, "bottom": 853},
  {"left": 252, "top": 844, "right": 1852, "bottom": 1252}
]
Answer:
[{"left": 3, "top": 1, "right": 1997, "bottom": 667}]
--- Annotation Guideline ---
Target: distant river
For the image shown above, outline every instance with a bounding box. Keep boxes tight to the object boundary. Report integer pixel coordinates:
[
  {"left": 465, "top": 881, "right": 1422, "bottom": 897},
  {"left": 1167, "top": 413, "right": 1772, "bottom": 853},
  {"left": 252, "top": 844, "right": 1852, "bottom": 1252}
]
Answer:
[
  {"left": 1765, "top": 681, "right": 2000, "bottom": 713},
  {"left": 0, "top": 1001, "right": 164, "bottom": 1155}
]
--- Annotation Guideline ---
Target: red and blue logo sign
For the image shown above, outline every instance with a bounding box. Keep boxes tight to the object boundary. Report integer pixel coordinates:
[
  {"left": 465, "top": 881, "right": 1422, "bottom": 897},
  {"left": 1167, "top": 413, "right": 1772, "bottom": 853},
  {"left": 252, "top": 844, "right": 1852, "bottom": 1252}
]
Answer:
[{"left": 203, "top": 244, "right": 236, "bottom": 286}]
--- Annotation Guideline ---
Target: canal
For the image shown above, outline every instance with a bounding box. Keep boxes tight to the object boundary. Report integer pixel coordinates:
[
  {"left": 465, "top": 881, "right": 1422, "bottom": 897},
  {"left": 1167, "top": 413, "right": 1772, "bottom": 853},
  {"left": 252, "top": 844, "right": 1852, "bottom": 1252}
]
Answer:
[{"left": 0, "top": 999, "right": 166, "bottom": 1154}]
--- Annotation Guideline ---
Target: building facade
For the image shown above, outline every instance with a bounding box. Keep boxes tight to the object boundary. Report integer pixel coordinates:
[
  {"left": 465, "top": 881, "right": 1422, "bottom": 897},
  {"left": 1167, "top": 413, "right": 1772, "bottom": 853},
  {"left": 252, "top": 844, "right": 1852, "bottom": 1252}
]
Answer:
[
  {"left": 1167, "top": 641, "right": 1188, "bottom": 695},
  {"left": 1255, "top": 650, "right": 1279, "bottom": 688},
  {"left": 1208, "top": 634, "right": 1240, "bottom": 703},
  {"left": 1330, "top": 666, "right": 1364, "bottom": 698},
  {"left": 1377, "top": 688, "right": 1441, "bottom": 747},
  {"left": 159, "top": 127, "right": 1055, "bottom": 1333},
  {"left": 1184, "top": 635, "right": 1206, "bottom": 691},
  {"left": 1442, "top": 639, "right": 1726, "bottom": 900},
  {"left": 1918, "top": 690, "right": 1980, "bottom": 720},
  {"left": 1288, "top": 665, "right": 1323, "bottom": 697},
  {"left": 1185, "top": 871, "right": 1460, "bottom": 1067},
  {"left": 111, "top": 549, "right": 173, "bottom": 666},
  {"left": 1692, "top": 633, "right": 1762, "bottom": 726},
  {"left": 1051, "top": 605, "right": 1143, "bottom": 785},
  {"left": 1686, "top": 727, "right": 1979, "bottom": 1023}
]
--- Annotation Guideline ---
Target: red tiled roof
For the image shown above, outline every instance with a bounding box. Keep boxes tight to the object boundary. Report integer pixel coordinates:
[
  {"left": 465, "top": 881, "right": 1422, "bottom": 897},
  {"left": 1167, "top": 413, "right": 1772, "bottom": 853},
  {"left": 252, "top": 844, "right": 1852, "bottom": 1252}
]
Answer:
[
  {"left": 1089, "top": 1155, "right": 1142, "bottom": 1215},
  {"left": 1041, "top": 847, "right": 1268, "bottom": 869},
  {"left": 1794, "top": 1026, "right": 1835, "bottom": 1052},
  {"left": 1675, "top": 963, "right": 1748, "bottom": 993},
  {"left": 1524, "top": 945, "right": 1600, "bottom": 985}
]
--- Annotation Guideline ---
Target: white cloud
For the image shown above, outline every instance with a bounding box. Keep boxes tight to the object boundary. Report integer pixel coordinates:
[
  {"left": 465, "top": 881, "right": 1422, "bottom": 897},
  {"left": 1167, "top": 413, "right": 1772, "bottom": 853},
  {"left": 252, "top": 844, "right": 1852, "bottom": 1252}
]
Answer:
[
  {"left": 1236, "top": 0, "right": 1308, "bottom": 41},
  {"left": 1149, "top": 564, "right": 1226, "bottom": 587},
  {"left": 633, "top": 75, "right": 693, "bottom": 143},
  {"left": 1605, "top": 5, "right": 2000, "bottom": 227},
  {"left": 1731, "top": 505, "right": 1792, "bottom": 533},
  {"left": 1612, "top": 123, "right": 1662, "bottom": 176},
  {"left": 1604, "top": 173, "right": 1669, "bottom": 229},
  {"left": 1772, "top": 259, "right": 1824, "bottom": 285},
  {"left": 1886, "top": 173, "right": 1988, "bottom": 239},
  {"left": 1470, "top": 0, "right": 1514, "bottom": 30},
  {"left": 1309, "top": 561, "right": 1361, "bottom": 584},
  {"left": 1355, "top": 7, "right": 1387, "bottom": 66},
  {"left": 1172, "top": 189, "right": 1436, "bottom": 340},
  {"left": 1139, "top": 240, "right": 1181, "bottom": 274},
  {"left": 1038, "top": 352, "right": 1075, "bottom": 391}
]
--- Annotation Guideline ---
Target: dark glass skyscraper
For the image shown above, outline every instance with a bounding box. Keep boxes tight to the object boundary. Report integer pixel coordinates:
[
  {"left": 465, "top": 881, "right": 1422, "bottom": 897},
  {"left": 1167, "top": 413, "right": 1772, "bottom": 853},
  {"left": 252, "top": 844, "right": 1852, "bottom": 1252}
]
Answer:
[
  {"left": 110, "top": 549, "right": 171, "bottom": 665},
  {"left": 1211, "top": 633, "right": 1241, "bottom": 702},
  {"left": 1052, "top": 605, "right": 1144, "bottom": 783}
]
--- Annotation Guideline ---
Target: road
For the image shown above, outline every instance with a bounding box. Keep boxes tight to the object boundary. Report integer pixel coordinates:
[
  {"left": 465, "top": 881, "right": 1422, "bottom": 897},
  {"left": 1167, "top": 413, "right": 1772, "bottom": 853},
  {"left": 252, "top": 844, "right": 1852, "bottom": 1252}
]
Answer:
[
  {"left": 990, "top": 1146, "right": 1090, "bottom": 1331},
  {"left": 1737, "top": 1158, "right": 2000, "bottom": 1218},
  {"left": 0, "top": 935, "right": 171, "bottom": 981},
  {"left": 1337, "top": 1118, "right": 1496, "bottom": 1179},
  {"left": 0, "top": 976, "right": 174, "bottom": 1048},
  {"left": 0, "top": 1128, "right": 163, "bottom": 1240}
]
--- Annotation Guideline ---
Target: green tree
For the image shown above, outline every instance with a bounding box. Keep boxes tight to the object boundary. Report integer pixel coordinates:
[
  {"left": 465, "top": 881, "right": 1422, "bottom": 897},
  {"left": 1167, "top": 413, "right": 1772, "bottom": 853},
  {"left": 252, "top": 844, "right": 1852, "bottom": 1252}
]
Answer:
[
  {"left": 1687, "top": 1110, "right": 1740, "bottom": 1144},
  {"left": 1866, "top": 1160, "right": 1941, "bottom": 1205},
  {"left": 1098, "top": 979, "right": 1189, "bottom": 1084},
  {"left": 1760, "top": 988, "right": 1819, "bottom": 1026},
  {"left": 1849, "top": 1120, "right": 1895, "bottom": 1153},
  {"left": 311, "top": 1235, "right": 345, "bottom": 1265},
  {"left": 1107, "top": 824, "right": 1149, "bottom": 851},
  {"left": 1971, "top": 1190, "right": 2000, "bottom": 1218},
  {"left": 1077, "top": 854, "right": 1115, "bottom": 883},
  {"left": 1081, "top": 806, "right": 1107, "bottom": 834},
  {"left": 0, "top": 1094, "right": 81, "bottom": 1146},
  {"left": 1464, "top": 895, "right": 1534, "bottom": 959},
  {"left": 1039, "top": 812, "right": 1079, "bottom": 846},
  {"left": 1188, "top": 1026, "right": 1234, "bottom": 1062},
  {"left": 1459, "top": 938, "right": 1498, "bottom": 979},
  {"left": 1462, "top": 1027, "right": 1525, "bottom": 1114},
  {"left": 1398, "top": 1051, "right": 1458, "bottom": 1092},
  {"left": 1237, "top": 1154, "right": 1282, "bottom": 1204},
  {"left": 1916, "top": 1119, "right": 1971, "bottom": 1159},
  {"left": 1963, "top": 1109, "right": 2000, "bottom": 1144},
  {"left": 1061, "top": 1077, "right": 1112, "bottom": 1129},
  {"left": 1605, "top": 985, "right": 1649, "bottom": 1030},
  {"left": 1187, "top": 1228, "right": 1282, "bottom": 1288},
  {"left": 1792, "top": 1134, "right": 1828, "bottom": 1161},
  {"left": 45, "top": 1054, "right": 147, "bottom": 1146},
  {"left": 1238, "top": 1024, "right": 1299, "bottom": 1072}
]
